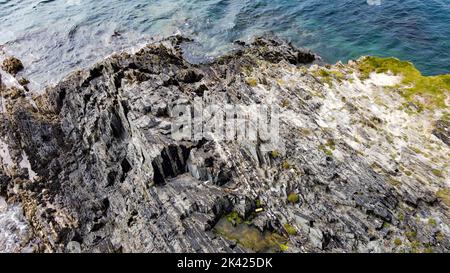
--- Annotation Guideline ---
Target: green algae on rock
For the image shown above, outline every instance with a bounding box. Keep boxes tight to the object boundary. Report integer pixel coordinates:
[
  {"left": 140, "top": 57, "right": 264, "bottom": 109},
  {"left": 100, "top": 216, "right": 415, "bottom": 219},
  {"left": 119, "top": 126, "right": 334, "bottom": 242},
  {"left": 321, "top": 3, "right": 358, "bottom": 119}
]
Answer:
[
  {"left": 214, "top": 216, "right": 288, "bottom": 253},
  {"left": 287, "top": 193, "right": 300, "bottom": 204},
  {"left": 284, "top": 223, "right": 297, "bottom": 236},
  {"left": 357, "top": 56, "right": 449, "bottom": 108},
  {"left": 436, "top": 188, "right": 450, "bottom": 207}
]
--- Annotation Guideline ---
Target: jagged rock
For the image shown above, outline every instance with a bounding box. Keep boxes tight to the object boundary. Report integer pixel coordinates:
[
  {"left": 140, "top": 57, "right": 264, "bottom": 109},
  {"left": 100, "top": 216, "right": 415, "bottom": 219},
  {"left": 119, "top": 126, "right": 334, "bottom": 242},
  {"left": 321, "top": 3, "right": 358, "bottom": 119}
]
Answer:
[
  {"left": 1, "top": 57, "right": 24, "bottom": 75},
  {"left": 0, "top": 35, "right": 449, "bottom": 253},
  {"left": 17, "top": 78, "right": 30, "bottom": 87},
  {"left": 249, "top": 36, "right": 317, "bottom": 65},
  {"left": 433, "top": 119, "right": 449, "bottom": 146}
]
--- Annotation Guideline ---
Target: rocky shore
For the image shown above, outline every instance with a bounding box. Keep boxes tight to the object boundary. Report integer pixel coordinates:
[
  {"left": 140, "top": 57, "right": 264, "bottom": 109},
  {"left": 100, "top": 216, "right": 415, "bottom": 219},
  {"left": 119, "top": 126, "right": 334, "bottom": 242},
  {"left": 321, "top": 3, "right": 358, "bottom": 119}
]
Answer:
[{"left": 0, "top": 36, "right": 449, "bottom": 253}]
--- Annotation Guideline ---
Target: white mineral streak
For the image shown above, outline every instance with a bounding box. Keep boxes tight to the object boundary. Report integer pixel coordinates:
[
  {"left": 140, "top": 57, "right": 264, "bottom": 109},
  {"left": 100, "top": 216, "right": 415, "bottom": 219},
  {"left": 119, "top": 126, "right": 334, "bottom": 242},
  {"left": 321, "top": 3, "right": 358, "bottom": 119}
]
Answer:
[
  {"left": 0, "top": 139, "right": 14, "bottom": 171},
  {"left": 367, "top": 72, "right": 402, "bottom": 87},
  {"left": 19, "top": 151, "right": 38, "bottom": 182},
  {"left": 0, "top": 197, "right": 30, "bottom": 253}
]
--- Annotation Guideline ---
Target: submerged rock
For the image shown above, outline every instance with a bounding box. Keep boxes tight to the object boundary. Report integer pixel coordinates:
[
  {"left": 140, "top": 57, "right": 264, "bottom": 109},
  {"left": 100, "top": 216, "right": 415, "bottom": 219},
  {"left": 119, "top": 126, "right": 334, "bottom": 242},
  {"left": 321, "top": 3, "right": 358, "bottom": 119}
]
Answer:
[{"left": 0, "top": 35, "right": 449, "bottom": 253}]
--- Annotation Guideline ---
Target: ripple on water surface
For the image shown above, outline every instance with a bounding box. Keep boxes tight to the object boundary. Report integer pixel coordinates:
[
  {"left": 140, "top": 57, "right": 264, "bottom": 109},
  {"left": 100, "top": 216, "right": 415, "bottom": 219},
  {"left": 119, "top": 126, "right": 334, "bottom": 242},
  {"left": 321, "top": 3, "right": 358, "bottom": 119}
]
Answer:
[{"left": 0, "top": 0, "right": 449, "bottom": 91}]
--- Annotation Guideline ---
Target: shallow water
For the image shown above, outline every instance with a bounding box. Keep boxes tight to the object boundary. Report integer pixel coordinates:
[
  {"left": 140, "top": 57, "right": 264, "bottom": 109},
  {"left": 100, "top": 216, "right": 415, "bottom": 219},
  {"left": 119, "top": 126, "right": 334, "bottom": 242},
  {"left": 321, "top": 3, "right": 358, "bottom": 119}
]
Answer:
[
  {"left": 214, "top": 217, "right": 287, "bottom": 253},
  {"left": 0, "top": 0, "right": 449, "bottom": 90}
]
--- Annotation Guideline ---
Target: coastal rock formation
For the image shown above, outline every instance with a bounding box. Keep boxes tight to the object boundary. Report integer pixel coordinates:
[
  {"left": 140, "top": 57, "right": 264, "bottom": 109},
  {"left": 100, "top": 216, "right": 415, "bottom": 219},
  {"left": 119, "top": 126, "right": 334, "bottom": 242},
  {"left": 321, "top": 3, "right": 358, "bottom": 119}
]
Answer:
[
  {"left": 0, "top": 36, "right": 449, "bottom": 253},
  {"left": 1, "top": 56, "right": 24, "bottom": 75}
]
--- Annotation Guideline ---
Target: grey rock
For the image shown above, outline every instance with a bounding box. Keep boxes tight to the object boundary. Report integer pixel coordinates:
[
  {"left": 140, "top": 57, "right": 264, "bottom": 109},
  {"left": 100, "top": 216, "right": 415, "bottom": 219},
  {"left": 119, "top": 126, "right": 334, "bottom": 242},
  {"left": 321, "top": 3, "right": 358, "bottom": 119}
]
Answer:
[{"left": 0, "top": 35, "right": 449, "bottom": 253}]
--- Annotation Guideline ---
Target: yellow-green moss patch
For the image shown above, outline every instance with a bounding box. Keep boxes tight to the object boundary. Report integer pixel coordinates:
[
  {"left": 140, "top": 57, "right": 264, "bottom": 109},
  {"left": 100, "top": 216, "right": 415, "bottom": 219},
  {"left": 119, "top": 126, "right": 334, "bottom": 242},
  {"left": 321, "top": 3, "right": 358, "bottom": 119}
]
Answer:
[
  {"left": 226, "top": 212, "right": 243, "bottom": 225},
  {"left": 270, "top": 150, "right": 281, "bottom": 158},
  {"left": 284, "top": 223, "right": 297, "bottom": 236},
  {"left": 357, "top": 57, "right": 449, "bottom": 108},
  {"left": 282, "top": 160, "right": 291, "bottom": 170},
  {"left": 405, "top": 230, "right": 417, "bottom": 242},
  {"left": 398, "top": 212, "right": 405, "bottom": 221},
  {"left": 318, "top": 144, "right": 333, "bottom": 157},
  {"left": 314, "top": 68, "right": 346, "bottom": 86},
  {"left": 214, "top": 216, "right": 288, "bottom": 253},
  {"left": 428, "top": 218, "right": 437, "bottom": 226},
  {"left": 432, "top": 169, "right": 444, "bottom": 178},
  {"left": 436, "top": 188, "right": 450, "bottom": 207},
  {"left": 246, "top": 77, "right": 258, "bottom": 87},
  {"left": 279, "top": 243, "right": 289, "bottom": 252},
  {"left": 287, "top": 192, "right": 300, "bottom": 204}
]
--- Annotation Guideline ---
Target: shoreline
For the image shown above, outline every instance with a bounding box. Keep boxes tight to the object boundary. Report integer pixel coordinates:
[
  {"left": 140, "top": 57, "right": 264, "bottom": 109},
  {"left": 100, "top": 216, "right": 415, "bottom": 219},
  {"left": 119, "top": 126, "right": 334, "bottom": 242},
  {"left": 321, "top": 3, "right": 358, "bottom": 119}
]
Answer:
[{"left": 1, "top": 32, "right": 449, "bottom": 97}]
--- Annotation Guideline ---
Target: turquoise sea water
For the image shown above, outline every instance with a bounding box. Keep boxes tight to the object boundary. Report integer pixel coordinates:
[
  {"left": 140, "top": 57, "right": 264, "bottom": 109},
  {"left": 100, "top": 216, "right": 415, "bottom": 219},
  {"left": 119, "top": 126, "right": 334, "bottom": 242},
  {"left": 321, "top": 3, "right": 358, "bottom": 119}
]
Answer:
[{"left": 0, "top": 0, "right": 449, "bottom": 88}]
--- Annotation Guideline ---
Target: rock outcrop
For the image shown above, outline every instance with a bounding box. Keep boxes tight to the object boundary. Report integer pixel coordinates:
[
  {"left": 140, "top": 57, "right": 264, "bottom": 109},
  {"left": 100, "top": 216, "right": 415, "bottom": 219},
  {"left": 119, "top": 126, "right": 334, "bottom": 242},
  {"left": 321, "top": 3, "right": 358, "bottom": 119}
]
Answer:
[
  {"left": 1, "top": 57, "right": 24, "bottom": 75},
  {"left": 0, "top": 35, "right": 449, "bottom": 253}
]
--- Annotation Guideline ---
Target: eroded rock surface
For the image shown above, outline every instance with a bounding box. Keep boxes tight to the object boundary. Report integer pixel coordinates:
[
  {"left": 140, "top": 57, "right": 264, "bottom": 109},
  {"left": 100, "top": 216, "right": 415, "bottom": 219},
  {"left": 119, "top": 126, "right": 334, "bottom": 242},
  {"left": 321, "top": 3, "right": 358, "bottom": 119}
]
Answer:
[
  {"left": 1, "top": 57, "right": 23, "bottom": 75},
  {"left": 0, "top": 36, "right": 449, "bottom": 253}
]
